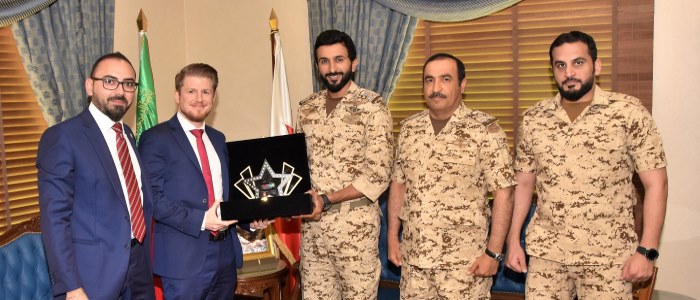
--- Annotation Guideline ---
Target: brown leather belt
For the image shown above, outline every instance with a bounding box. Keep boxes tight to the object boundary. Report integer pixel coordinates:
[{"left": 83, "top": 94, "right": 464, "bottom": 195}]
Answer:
[{"left": 326, "top": 197, "right": 373, "bottom": 213}]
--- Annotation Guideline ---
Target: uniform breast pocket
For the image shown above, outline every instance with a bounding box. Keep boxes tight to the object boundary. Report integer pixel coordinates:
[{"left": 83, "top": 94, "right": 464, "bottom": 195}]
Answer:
[
  {"left": 333, "top": 123, "right": 366, "bottom": 162},
  {"left": 440, "top": 147, "right": 477, "bottom": 175}
]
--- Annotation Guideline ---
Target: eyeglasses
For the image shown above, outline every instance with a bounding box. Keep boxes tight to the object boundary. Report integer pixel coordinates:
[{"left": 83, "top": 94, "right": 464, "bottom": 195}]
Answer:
[{"left": 91, "top": 77, "right": 138, "bottom": 92}]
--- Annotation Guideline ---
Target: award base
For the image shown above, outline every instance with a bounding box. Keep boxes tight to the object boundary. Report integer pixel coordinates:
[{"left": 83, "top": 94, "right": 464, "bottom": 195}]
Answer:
[{"left": 220, "top": 194, "right": 313, "bottom": 222}]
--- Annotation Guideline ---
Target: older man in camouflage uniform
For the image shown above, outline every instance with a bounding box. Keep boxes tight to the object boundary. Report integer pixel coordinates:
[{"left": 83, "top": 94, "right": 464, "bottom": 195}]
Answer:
[
  {"left": 505, "top": 31, "right": 668, "bottom": 299},
  {"left": 387, "top": 53, "right": 515, "bottom": 299},
  {"left": 296, "top": 29, "right": 393, "bottom": 300}
]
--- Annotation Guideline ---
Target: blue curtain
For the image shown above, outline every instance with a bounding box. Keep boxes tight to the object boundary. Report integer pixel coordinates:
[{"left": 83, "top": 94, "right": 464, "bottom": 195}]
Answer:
[
  {"left": 11, "top": 0, "right": 114, "bottom": 126},
  {"left": 0, "top": 0, "right": 56, "bottom": 27},
  {"left": 308, "top": 0, "right": 418, "bottom": 102},
  {"left": 372, "top": 0, "right": 521, "bottom": 22}
]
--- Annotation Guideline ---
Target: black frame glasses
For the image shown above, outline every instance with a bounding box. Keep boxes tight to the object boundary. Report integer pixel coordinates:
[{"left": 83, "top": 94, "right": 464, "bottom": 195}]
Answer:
[{"left": 91, "top": 77, "right": 138, "bottom": 92}]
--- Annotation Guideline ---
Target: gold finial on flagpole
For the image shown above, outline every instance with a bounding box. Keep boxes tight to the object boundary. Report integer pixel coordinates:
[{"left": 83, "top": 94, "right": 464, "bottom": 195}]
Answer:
[
  {"left": 269, "top": 9, "right": 278, "bottom": 32},
  {"left": 137, "top": 9, "right": 148, "bottom": 32}
]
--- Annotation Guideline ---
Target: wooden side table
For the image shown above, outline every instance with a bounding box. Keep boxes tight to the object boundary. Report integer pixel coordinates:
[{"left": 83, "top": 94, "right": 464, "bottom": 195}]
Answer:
[{"left": 235, "top": 260, "right": 289, "bottom": 300}]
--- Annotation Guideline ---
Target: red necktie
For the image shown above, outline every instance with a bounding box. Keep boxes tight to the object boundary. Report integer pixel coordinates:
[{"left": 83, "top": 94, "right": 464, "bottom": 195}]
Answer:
[
  {"left": 190, "top": 129, "right": 217, "bottom": 235},
  {"left": 112, "top": 123, "right": 146, "bottom": 243}
]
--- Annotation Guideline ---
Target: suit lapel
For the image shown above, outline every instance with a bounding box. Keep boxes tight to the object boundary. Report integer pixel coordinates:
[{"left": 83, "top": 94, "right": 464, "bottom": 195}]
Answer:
[
  {"left": 79, "top": 111, "right": 128, "bottom": 210},
  {"left": 124, "top": 124, "right": 153, "bottom": 215},
  {"left": 168, "top": 116, "right": 204, "bottom": 175}
]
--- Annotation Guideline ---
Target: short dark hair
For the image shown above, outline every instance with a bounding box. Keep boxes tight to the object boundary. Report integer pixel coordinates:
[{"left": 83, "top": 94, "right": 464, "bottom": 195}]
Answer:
[
  {"left": 423, "top": 53, "right": 466, "bottom": 83},
  {"left": 175, "top": 63, "right": 219, "bottom": 92},
  {"left": 90, "top": 52, "right": 135, "bottom": 77},
  {"left": 549, "top": 31, "right": 598, "bottom": 65},
  {"left": 314, "top": 29, "right": 357, "bottom": 63}
]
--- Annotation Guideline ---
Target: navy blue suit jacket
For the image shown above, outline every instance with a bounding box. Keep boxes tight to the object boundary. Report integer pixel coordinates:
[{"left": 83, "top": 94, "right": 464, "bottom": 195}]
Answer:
[
  {"left": 139, "top": 115, "right": 243, "bottom": 279},
  {"left": 36, "top": 109, "right": 154, "bottom": 299}
]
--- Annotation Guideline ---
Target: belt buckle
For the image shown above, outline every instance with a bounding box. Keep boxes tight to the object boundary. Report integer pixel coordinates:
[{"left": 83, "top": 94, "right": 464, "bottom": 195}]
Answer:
[{"left": 209, "top": 230, "right": 227, "bottom": 242}]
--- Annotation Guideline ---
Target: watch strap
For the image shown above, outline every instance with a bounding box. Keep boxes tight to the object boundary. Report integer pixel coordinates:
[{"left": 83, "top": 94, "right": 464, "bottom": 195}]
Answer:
[
  {"left": 321, "top": 194, "right": 332, "bottom": 212},
  {"left": 485, "top": 248, "right": 504, "bottom": 262}
]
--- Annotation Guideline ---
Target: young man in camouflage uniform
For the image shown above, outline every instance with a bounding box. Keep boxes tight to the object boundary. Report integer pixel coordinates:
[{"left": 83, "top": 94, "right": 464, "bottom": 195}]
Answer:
[
  {"left": 296, "top": 29, "right": 393, "bottom": 300},
  {"left": 505, "top": 31, "right": 668, "bottom": 299},
  {"left": 387, "top": 53, "right": 515, "bottom": 299}
]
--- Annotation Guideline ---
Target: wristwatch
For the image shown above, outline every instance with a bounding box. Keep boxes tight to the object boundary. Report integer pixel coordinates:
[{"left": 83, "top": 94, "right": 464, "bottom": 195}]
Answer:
[
  {"left": 636, "top": 246, "right": 659, "bottom": 261},
  {"left": 485, "top": 248, "right": 504, "bottom": 262},
  {"left": 320, "top": 194, "right": 333, "bottom": 212}
]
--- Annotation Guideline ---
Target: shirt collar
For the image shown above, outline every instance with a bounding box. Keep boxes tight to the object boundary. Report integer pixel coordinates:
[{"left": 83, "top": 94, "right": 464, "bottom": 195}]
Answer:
[
  {"left": 88, "top": 102, "right": 122, "bottom": 133},
  {"left": 177, "top": 111, "right": 206, "bottom": 133},
  {"left": 318, "top": 81, "right": 359, "bottom": 105}
]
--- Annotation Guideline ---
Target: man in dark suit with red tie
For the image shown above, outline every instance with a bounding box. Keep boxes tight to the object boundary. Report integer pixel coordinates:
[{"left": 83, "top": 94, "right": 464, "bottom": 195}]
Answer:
[
  {"left": 140, "top": 63, "right": 269, "bottom": 299},
  {"left": 37, "top": 52, "right": 155, "bottom": 299}
]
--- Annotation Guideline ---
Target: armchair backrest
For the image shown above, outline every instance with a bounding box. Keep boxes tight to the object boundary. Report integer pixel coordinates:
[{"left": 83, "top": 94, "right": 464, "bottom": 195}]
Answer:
[{"left": 0, "top": 217, "right": 52, "bottom": 300}]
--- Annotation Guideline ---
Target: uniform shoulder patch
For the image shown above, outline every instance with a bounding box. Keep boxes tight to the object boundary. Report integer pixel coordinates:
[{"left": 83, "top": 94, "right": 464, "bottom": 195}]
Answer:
[
  {"left": 469, "top": 109, "right": 497, "bottom": 127},
  {"left": 487, "top": 123, "right": 501, "bottom": 133},
  {"left": 354, "top": 88, "right": 382, "bottom": 104},
  {"left": 400, "top": 110, "right": 428, "bottom": 126},
  {"left": 299, "top": 92, "right": 321, "bottom": 106},
  {"left": 608, "top": 91, "right": 642, "bottom": 106}
]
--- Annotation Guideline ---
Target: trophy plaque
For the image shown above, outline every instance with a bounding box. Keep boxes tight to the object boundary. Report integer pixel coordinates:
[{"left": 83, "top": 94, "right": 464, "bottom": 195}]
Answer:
[{"left": 221, "top": 133, "right": 313, "bottom": 221}]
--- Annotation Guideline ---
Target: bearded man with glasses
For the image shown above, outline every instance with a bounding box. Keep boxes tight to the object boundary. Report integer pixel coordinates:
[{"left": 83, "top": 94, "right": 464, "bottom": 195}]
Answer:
[{"left": 37, "top": 52, "right": 156, "bottom": 300}]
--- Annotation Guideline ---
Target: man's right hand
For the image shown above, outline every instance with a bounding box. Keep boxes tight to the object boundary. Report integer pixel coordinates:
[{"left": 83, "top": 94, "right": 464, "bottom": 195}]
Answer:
[
  {"left": 204, "top": 201, "right": 238, "bottom": 231},
  {"left": 505, "top": 241, "right": 527, "bottom": 273},
  {"left": 66, "top": 287, "right": 88, "bottom": 300},
  {"left": 387, "top": 236, "right": 402, "bottom": 267}
]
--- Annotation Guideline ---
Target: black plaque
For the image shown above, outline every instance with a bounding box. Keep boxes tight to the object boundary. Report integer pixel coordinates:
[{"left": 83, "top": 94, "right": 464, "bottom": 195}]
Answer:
[{"left": 221, "top": 133, "right": 313, "bottom": 221}]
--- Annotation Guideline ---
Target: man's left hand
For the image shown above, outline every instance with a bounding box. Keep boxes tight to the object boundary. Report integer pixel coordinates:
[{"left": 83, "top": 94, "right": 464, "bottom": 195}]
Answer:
[
  {"left": 296, "top": 190, "right": 323, "bottom": 221},
  {"left": 467, "top": 253, "right": 500, "bottom": 277},
  {"left": 621, "top": 253, "right": 654, "bottom": 282}
]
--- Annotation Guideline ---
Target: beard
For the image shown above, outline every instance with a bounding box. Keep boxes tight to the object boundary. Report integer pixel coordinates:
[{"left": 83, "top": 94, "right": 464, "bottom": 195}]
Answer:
[
  {"left": 181, "top": 109, "right": 209, "bottom": 123},
  {"left": 320, "top": 70, "right": 353, "bottom": 93},
  {"left": 556, "top": 75, "right": 595, "bottom": 101},
  {"left": 94, "top": 95, "right": 130, "bottom": 122}
]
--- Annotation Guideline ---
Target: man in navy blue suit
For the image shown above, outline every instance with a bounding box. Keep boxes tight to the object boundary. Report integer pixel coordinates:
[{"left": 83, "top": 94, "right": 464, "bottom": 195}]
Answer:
[
  {"left": 140, "top": 63, "right": 269, "bottom": 299},
  {"left": 37, "top": 52, "right": 155, "bottom": 299}
]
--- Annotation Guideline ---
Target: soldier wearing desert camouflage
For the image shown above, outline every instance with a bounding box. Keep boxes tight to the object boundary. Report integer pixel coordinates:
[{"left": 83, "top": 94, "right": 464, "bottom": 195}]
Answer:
[
  {"left": 387, "top": 53, "right": 515, "bottom": 299},
  {"left": 296, "top": 29, "right": 393, "bottom": 300},
  {"left": 505, "top": 31, "right": 668, "bottom": 299}
]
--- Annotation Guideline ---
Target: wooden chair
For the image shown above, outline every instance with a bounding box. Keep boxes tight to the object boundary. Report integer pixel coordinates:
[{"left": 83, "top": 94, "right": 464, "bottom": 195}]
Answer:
[
  {"left": 633, "top": 267, "right": 658, "bottom": 300},
  {"left": 279, "top": 252, "right": 301, "bottom": 300}
]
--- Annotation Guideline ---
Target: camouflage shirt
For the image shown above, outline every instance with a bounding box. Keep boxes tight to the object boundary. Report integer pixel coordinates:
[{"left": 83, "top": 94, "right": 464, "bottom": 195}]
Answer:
[
  {"left": 392, "top": 104, "right": 516, "bottom": 268},
  {"left": 296, "top": 82, "right": 393, "bottom": 202},
  {"left": 516, "top": 85, "right": 667, "bottom": 265}
]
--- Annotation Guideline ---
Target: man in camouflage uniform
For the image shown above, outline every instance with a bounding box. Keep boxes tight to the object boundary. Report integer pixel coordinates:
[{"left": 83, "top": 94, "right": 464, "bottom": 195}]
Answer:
[
  {"left": 296, "top": 29, "right": 393, "bottom": 300},
  {"left": 505, "top": 31, "right": 668, "bottom": 299},
  {"left": 387, "top": 53, "right": 515, "bottom": 299}
]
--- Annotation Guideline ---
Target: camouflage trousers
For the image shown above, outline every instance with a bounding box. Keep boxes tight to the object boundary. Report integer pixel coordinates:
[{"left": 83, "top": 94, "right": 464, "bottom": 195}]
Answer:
[
  {"left": 400, "top": 264, "right": 491, "bottom": 300},
  {"left": 301, "top": 204, "right": 381, "bottom": 300},
  {"left": 526, "top": 256, "right": 633, "bottom": 300}
]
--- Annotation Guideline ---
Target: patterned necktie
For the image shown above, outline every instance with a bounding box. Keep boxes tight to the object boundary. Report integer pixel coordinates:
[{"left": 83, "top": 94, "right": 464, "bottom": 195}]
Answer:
[
  {"left": 190, "top": 129, "right": 217, "bottom": 235},
  {"left": 111, "top": 123, "right": 146, "bottom": 243}
]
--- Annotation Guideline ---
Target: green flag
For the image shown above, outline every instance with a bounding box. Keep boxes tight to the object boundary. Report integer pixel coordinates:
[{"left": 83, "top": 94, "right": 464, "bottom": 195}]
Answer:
[{"left": 136, "top": 31, "right": 157, "bottom": 143}]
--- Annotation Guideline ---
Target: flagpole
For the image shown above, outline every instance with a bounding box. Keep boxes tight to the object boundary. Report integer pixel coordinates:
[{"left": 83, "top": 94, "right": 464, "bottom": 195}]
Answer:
[
  {"left": 269, "top": 9, "right": 278, "bottom": 73},
  {"left": 135, "top": 9, "right": 158, "bottom": 143},
  {"left": 268, "top": 7, "right": 302, "bottom": 272}
]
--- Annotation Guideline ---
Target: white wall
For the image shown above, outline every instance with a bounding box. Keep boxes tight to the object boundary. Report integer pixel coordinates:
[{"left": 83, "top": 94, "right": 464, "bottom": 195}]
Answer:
[
  {"left": 653, "top": 1, "right": 700, "bottom": 299},
  {"left": 114, "top": 1, "right": 313, "bottom": 141}
]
